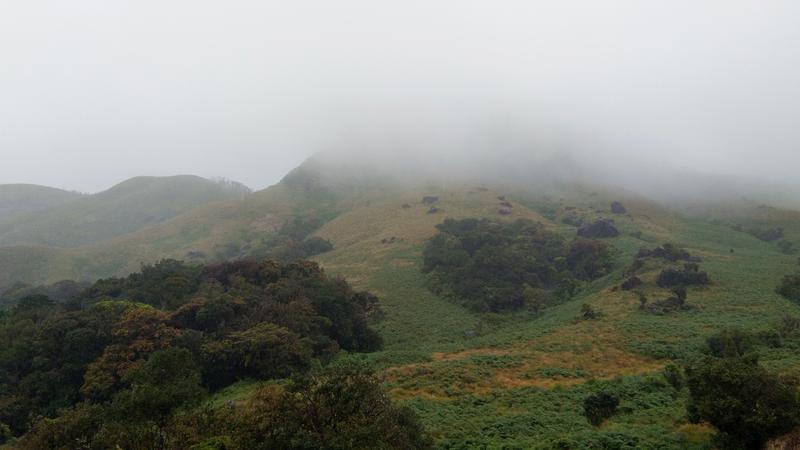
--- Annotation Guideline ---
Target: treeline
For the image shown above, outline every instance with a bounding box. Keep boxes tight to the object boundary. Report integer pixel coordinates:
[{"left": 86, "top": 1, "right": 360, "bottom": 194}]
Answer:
[
  {"left": 0, "top": 259, "right": 431, "bottom": 449},
  {"left": 422, "top": 218, "right": 612, "bottom": 312}
]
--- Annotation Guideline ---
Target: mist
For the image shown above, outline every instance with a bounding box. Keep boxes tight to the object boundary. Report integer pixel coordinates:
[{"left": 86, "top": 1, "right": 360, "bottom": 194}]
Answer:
[{"left": 1, "top": 1, "right": 799, "bottom": 194}]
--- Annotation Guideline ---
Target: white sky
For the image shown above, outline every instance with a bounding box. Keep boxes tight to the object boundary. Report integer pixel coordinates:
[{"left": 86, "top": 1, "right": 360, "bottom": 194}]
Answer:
[{"left": 1, "top": 1, "right": 798, "bottom": 192}]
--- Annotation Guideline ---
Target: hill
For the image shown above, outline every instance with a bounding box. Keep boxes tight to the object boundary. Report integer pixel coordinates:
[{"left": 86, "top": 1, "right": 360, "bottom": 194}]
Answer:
[
  {"left": 0, "top": 184, "right": 84, "bottom": 218},
  {"left": 2, "top": 159, "right": 800, "bottom": 447},
  {"left": 0, "top": 175, "right": 250, "bottom": 248}
]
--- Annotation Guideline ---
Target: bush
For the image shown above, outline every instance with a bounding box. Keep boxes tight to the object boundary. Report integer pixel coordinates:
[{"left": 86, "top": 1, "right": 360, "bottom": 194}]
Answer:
[
  {"left": 637, "top": 243, "right": 693, "bottom": 262},
  {"left": 778, "top": 240, "right": 796, "bottom": 255},
  {"left": 749, "top": 227, "right": 784, "bottom": 242},
  {"left": 423, "top": 218, "right": 611, "bottom": 312},
  {"left": 0, "top": 422, "right": 10, "bottom": 444},
  {"left": 610, "top": 201, "right": 627, "bottom": 214},
  {"left": 663, "top": 364, "right": 684, "bottom": 390},
  {"left": 583, "top": 392, "right": 620, "bottom": 426},
  {"left": 656, "top": 263, "right": 710, "bottom": 288},
  {"left": 577, "top": 219, "right": 619, "bottom": 239},
  {"left": 687, "top": 355, "right": 800, "bottom": 449},
  {"left": 579, "top": 303, "right": 600, "bottom": 320},
  {"left": 620, "top": 276, "right": 642, "bottom": 291},
  {"left": 778, "top": 273, "right": 800, "bottom": 302},
  {"left": 706, "top": 328, "right": 753, "bottom": 358}
]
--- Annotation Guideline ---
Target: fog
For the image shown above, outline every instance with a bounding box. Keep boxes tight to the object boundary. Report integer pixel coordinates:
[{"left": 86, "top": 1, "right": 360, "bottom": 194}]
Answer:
[{"left": 1, "top": 1, "right": 799, "bottom": 195}]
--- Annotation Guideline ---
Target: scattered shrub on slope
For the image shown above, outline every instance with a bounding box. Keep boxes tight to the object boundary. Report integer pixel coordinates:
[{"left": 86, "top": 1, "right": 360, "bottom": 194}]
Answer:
[{"left": 423, "top": 218, "right": 612, "bottom": 312}]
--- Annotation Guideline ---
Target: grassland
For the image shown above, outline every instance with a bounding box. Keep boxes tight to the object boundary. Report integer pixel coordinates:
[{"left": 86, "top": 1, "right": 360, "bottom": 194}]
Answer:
[
  {"left": 3, "top": 168, "right": 800, "bottom": 448},
  {"left": 313, "top": 184, "right": 800, "bottom": 449}
]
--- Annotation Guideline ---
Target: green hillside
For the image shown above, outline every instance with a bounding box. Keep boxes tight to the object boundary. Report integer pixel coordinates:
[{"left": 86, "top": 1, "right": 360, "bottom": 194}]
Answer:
[
  {"left": 2, "top": 162, "right": 800, "bottom": 447},
  {"left": 0, "top": 175, "right": 249, "bottom": 248},
  {"left": 0, "top": 168, "right": 352, "bottom": 289},
  {"left": 307, "top": 183, "right": 800, "bottom": 448},
  {"left": 0, "top": 184, "right": 84, "bottom": 218}
]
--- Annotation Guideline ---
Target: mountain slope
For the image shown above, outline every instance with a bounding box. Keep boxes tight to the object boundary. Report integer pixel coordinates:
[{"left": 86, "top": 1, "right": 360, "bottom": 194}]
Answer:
[
  {"left": 0, "top": 184, "right": 84, "bottom": 218},
  {"left": 308, "top": 183, "right": 800, "bottom": 448},
  {"left": 2, "top": 159, "right": 800, "bottom": 447},
  {"left": 0, "top": 175, "right": 249, "bottom": 248}
]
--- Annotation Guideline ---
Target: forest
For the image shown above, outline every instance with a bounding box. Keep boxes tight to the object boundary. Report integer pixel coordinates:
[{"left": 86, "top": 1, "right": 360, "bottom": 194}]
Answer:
[{"left": 0, "top": 259, "right": 430, "bottom": 449}]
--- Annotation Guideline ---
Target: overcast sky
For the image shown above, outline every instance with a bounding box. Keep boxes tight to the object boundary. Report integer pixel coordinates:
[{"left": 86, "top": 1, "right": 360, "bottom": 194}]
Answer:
[{"left": 1, "top": 1, "right": 798, "bottom": 192}]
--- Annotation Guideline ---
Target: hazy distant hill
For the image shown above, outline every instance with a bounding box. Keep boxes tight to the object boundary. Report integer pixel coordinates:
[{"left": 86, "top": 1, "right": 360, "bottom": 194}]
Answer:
[
  {"left": 0, "top": 184, "right": 84, "bottom": 218},
  {"left": 0, "top": 175, "right": 250, "bottom": 248}
]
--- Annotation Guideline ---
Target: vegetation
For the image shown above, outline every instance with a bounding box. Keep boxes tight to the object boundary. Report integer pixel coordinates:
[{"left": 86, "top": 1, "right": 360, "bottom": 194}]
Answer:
[
  {"left": 422, "top": 218, "right": 611, "bottom": 312},
  {"left": 0, "top": 176, "right": 248, "bottom": 248},
  {"left": 656, "top": 263, "right": 711, "bottom": 288},
  {"left": 778, "top": 272, "right": 800, "bottom": 303},
  {"left": 5, "top": 164, "right": 800, "bottom": 448},
  {"left": 686, "top": 354, "right": 800, "bottom": 449},
  {"left": 0, "top": 258, "right": 427, "bottom": 448},
  {"left": 583, "top": 391, "right": 620, "bottom": 426}
]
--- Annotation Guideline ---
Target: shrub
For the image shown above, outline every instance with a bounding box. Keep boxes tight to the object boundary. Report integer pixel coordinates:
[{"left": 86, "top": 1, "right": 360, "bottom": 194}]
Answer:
[
  {"left": 686, "top": 355, "right": 800, "bottom": 449},
  {"left": 577, "top": 219, "right": 619, "bottom": 239},
  {"left": 647, "top": 288, "right": 691, "bottom": 315},
  {"left": 583, "top": 392, "right": 620, "bottom": 426},
  {"left": 620, "top": 276, "right": 642, "bottom": 291},
  {"left": 663, "top": 364, "right": 684, "bottom": 390},
  {"left": 778, "top": 240, "right": 796, "bottom": 255},
  {"left": 423, "top": 218, "right": 611, "bottom": 312},
  {"left": 610, "top": 201, "right": 627, "bottom": 214},
  {"left": 749, "top": 227, "right": 784, "bottom": 242},
  {"left": 579, "top": 303, "right": 600, "bottom": 320},
  {"left": 637, "top": 243, "right": 692, "bottom": 262},
  {"left": 706, "top": 328, "right": 753, "bottom": 358},
  {"left": 778, "top": 273, "right": 800, "bottom": 302},
  {"left": 656, "top": 263, "right": 710, "bottom": 288}
]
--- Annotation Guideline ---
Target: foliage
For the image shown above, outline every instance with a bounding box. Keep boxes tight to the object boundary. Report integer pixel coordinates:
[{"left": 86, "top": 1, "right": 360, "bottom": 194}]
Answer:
[
  {"left": 583, "top": 391, "right": 620, "bottom": 426},
  {"left": 706, "top": 328, "right": 753, "bottom": 358},
  {"left": 0, "top": 258, "right": 384, "bottom": 440},
  {"left": 656, "top": 263, "right": 710, "bottom": 288},
  {"left": 19, "top": 365, "right": 432, "bottom": 450},
  {"left": 778, "top": 272, "right": 800, "bottom": 302},
  {"left": 636, "top": 243, "right": 693, "bottom": 262},
  {"left": 686, "top": 355, "right": 800, "bottom": 449},
  {"left": 577, "top": 219, "right": 619, "bottom": 238},
  {"left": 422, "top": 218, "right": 612, "bottom": 312},
  {"left": 610, "top": 201, "right": 627, "bottom": 214},
  {"left": 662, "top": 364, "right": 684, "bottom": 390},
  {"left": 748, "top": 226, "right": 784, "bottom": 242}
]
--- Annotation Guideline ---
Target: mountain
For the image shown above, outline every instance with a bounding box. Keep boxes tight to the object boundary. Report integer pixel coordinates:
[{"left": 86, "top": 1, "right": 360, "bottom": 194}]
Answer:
[
  {"left": 1, "top": 158, "right": 800, "bottom": 447},
  {"left": 0, "top": 184, "right": 84, "bottom": 218},
  {"left": 0, "top": 175, "right": 250, "bottom": 248}
]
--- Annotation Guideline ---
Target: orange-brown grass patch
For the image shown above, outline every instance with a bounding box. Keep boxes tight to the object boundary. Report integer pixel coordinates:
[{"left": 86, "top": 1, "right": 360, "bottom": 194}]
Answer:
[{"left": 431, "top": 347, "right": 511, "bottom": 362}]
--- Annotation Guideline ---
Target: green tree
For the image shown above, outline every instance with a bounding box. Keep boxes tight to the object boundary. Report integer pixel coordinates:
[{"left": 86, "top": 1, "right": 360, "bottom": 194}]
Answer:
[
  {"left": 686, "top": 355, "right": 800, "bottom": 449},
  {"left": 583, "top": 391, "right": 619, "bottom": 426}
]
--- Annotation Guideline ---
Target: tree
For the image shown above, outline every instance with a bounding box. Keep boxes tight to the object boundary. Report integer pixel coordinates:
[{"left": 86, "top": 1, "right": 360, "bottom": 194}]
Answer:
[
  {"left": 201, "top": 323, "right": 312, "bottom": 388},
  {"left": 706, "top": 328, "right": 752, "bottom": 358},
  {"left": 228, "top": 364, "right": 434, "bottom": 450},
  {"left": 583, "top": 391, "right": 619, "bottom": 426},
  {"left": 109, "top": 348, "right": 205, "bottom": 424},
  {"left": 686, "top": 355, "right": 800, "bottom": 449},
  {"left": 778, "top": 273, "right": 800, "bottom": 302}
]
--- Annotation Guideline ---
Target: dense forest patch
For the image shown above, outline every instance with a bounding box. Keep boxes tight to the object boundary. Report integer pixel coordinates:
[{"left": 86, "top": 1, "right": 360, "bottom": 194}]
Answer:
[
  {"left": 422, "top": 218, "right": 612, "bottom": 312},
  {"left": 0, "top": 259, "right": 429, "bottom": 448}
]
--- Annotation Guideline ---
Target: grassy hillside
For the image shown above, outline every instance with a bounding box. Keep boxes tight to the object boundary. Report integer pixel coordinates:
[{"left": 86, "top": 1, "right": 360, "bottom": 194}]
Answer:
[
  {"left": 0, "top": 175, "right": 248, "bottom": 248},
  {"left": 305, "top": 183, "right": 800, "bottom": 449},
  {"left": 2, "top": 161, "right": 800, "bottom": 447},
  {"left": 0, "top": 171, "right": 355, "bottom": 289},
  {"left": 0, "top": 184, "right": 83, "bottom": 218}
]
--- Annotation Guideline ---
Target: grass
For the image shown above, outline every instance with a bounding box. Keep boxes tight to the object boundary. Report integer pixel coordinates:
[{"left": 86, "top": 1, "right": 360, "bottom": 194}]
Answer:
[
  {"left": 4, "top": 170, "right": 800, "bottom": 448},
  {"left": 314, "top": 185, "right": 800, "bottom": 449}
]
